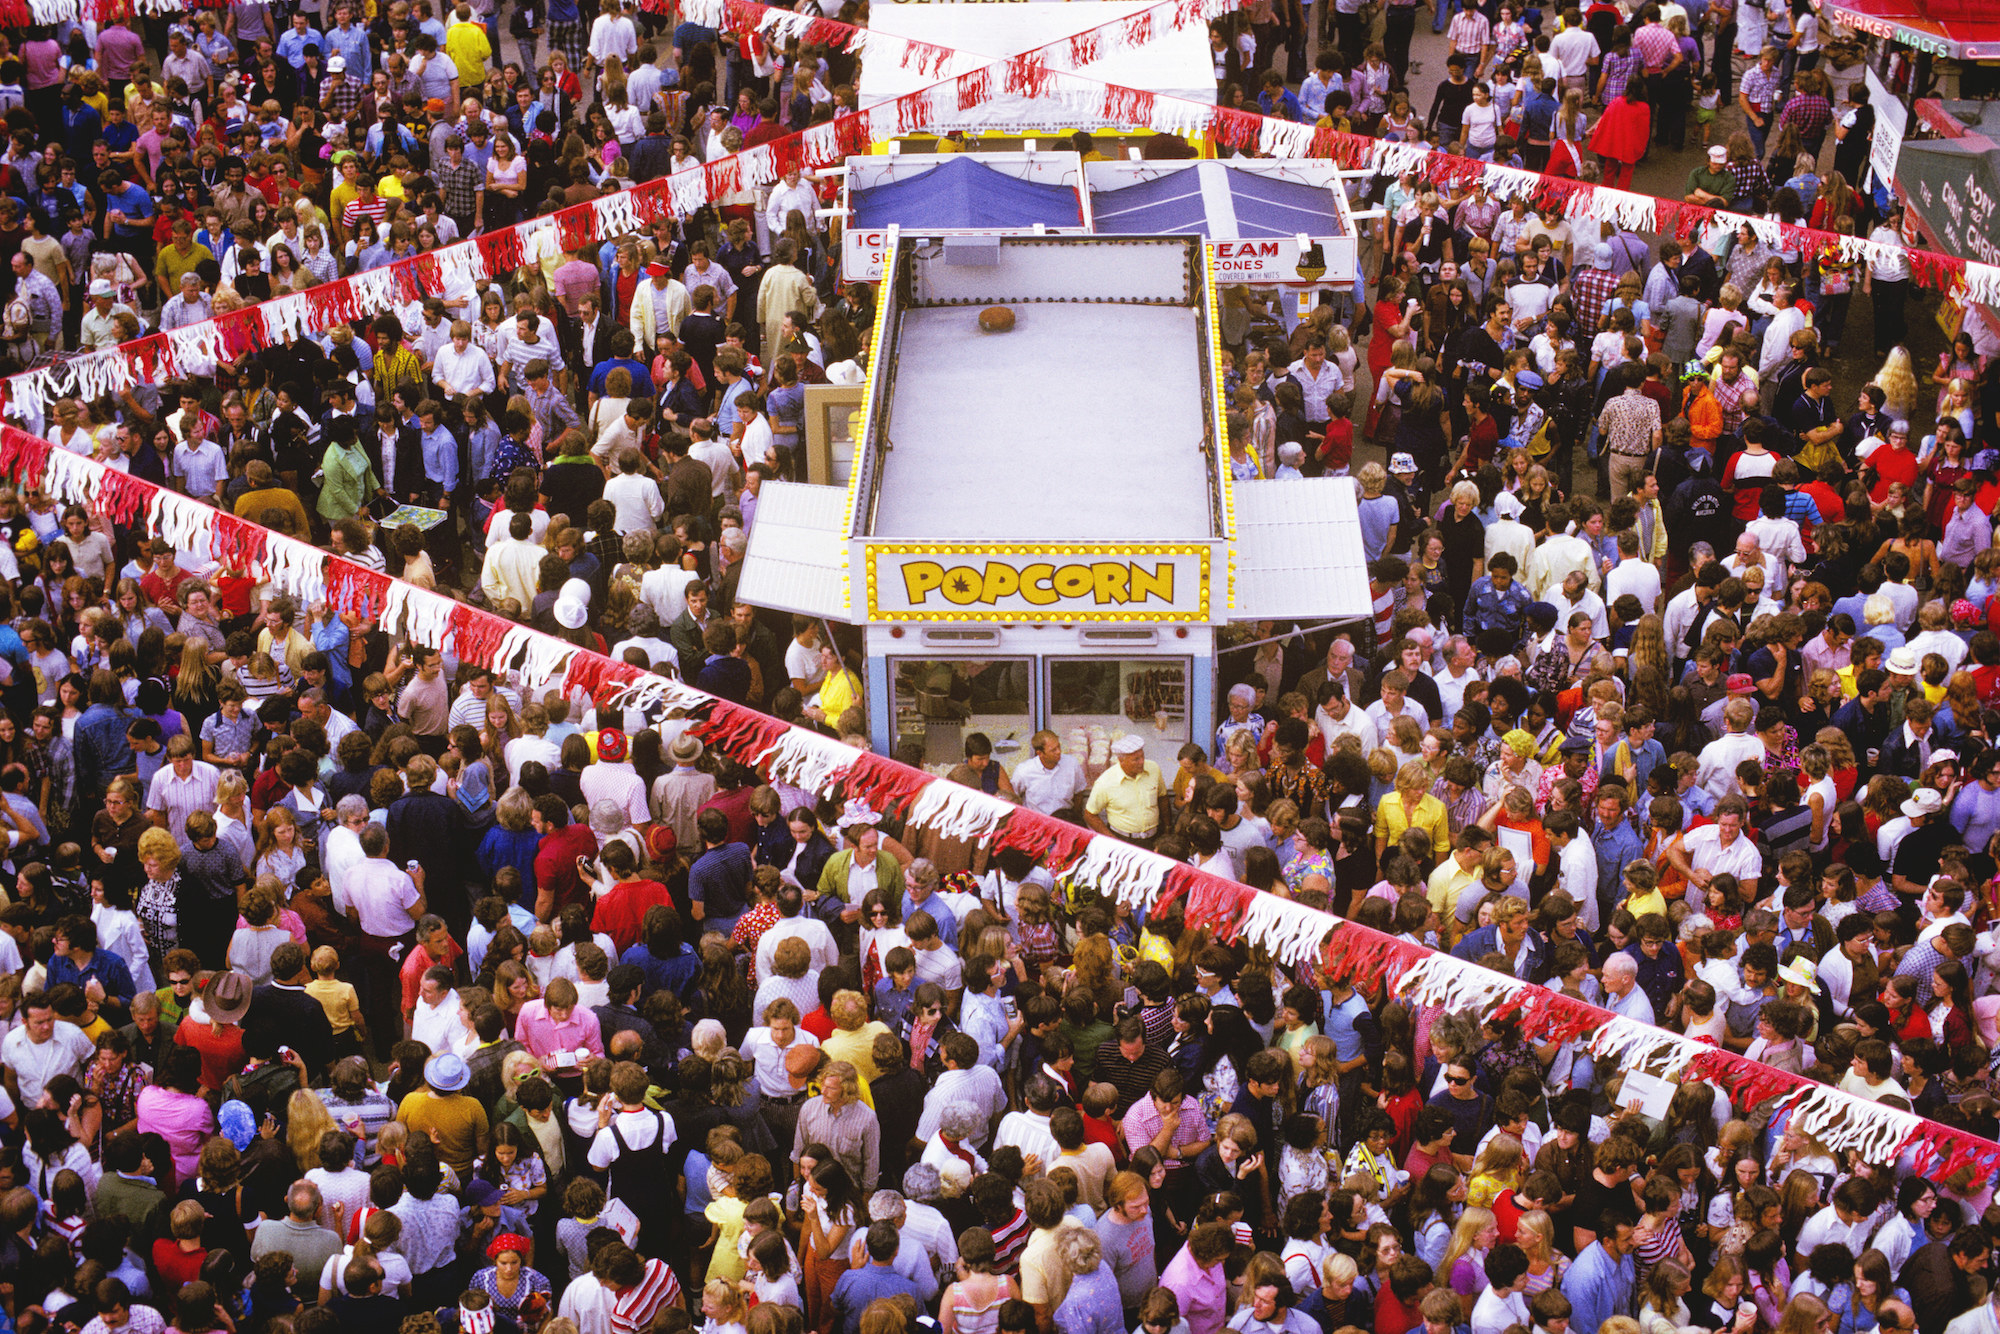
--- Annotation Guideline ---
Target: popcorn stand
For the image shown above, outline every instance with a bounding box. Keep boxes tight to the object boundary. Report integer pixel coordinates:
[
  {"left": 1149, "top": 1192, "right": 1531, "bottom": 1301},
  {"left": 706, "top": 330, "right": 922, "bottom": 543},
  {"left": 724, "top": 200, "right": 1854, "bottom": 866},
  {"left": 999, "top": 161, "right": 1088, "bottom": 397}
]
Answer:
[{"left": 738, "top": 233, "right": 1373, "bottom": 773}]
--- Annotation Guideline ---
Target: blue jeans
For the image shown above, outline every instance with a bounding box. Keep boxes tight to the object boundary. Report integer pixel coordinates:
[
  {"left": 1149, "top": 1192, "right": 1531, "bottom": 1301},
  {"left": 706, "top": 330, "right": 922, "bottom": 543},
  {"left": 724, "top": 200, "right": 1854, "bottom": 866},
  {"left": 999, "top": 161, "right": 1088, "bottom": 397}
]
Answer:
[{"left": 1434, "top": 0, "right": 1457, "bottom": 35}]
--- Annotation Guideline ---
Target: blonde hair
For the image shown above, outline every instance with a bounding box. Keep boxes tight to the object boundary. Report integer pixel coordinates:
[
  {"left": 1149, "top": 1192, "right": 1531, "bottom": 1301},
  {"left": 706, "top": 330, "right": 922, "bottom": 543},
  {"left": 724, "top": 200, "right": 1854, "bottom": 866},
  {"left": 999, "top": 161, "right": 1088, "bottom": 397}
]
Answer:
[
  {"left": 287, "top": 1089, "right": 336, "bottom": 1169},
  {"left": 1438, "top": 1206, "right": 1497, "bottom": 1283}
]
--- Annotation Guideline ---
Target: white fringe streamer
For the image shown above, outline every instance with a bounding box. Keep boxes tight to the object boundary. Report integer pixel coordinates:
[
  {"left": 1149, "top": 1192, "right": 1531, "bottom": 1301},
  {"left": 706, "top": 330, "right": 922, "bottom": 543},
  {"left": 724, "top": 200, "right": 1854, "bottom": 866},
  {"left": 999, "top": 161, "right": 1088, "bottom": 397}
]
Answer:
[
  {"left": 904, "top": 780, "right": 1012, "bottom": 845},
  {"left": 1067, "top": 835, "right": 1171, "bottom": 912},
  {"left": 0, "top": 426, "right": 1987, "bottom": 1173}
]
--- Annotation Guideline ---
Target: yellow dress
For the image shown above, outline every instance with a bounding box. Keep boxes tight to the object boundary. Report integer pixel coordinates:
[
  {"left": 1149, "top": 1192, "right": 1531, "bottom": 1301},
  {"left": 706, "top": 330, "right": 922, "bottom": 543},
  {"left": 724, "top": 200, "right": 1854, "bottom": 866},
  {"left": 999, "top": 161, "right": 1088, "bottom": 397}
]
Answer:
[{"left": 704, "top": 1194, "right": 749, "bottom": 1281}]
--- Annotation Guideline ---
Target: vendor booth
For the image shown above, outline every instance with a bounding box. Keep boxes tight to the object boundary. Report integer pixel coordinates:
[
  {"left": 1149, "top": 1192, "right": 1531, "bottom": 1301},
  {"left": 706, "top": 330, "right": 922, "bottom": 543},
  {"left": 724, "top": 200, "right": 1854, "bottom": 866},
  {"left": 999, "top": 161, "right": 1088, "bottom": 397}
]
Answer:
[
  {"left": 835, "top": 152, "right": 1094, "bottom": 282},
  {"left": 737, "top": 234, "right": 1372, "bottom": 774},
  {"left": 1085, "top": 158, "right": 1364, "bottom": 330},
  {"left": 857, "top": 0, "right": 1216, "bottom": 155}
]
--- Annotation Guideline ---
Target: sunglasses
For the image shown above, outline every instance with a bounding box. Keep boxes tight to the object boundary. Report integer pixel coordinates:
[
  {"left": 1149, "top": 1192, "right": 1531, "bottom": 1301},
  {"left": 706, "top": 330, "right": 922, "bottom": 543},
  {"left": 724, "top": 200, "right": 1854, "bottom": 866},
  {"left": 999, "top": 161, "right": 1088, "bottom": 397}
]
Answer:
[{"left": 1445, "top": 1074, "right": 1471, "bottom": 1085}]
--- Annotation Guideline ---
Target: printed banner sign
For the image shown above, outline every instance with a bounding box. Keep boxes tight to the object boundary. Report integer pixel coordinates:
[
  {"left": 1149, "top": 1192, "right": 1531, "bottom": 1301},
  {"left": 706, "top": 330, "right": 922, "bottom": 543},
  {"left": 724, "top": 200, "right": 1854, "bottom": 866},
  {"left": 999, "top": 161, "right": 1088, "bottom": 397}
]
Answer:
[
  {"left": 1208, "top": 235, "right": 1358, "bottom": 285},
  {"left": 866, "top": 544, "right": 1211, "bottom": 621}
]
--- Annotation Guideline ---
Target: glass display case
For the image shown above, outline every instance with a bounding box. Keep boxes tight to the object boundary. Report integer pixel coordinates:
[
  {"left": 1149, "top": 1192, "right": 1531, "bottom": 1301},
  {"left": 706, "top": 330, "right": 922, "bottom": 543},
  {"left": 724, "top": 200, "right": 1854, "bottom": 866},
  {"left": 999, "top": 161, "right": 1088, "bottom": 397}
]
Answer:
[{"left": 889, "top": 657, "right": 1035, "bottom": 770}]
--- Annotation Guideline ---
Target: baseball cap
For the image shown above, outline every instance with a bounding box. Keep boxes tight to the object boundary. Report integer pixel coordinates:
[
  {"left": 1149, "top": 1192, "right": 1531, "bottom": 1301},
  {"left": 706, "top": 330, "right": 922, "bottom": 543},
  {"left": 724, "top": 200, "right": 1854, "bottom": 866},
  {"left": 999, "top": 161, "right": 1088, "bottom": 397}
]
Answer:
[
  {"left": 89, "top": 278, "right": 114, "bottom": 297},
  {"left": 645, "top": 260, "right": 669, "bottom": 277},
  {"left": 327, "top": 55, "right": 346, "bottom": 71},
  {"left": 1724, "top": 673, "right": 1755, "bottom": 694}
]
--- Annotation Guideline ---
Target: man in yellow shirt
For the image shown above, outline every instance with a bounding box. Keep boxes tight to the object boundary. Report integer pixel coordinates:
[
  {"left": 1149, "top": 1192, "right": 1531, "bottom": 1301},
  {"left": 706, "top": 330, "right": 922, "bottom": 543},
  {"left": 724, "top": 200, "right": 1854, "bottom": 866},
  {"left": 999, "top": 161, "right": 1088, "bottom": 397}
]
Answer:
[
  {"left": 1374, "top": 760, "right": 1452, "bottom": 863},
  {"left": 445, "top": 4, "right": 493, "bottom": 90},
  {"left": 396, "top": 1052, "right": 489, "bottom": 1174},
  {"left": 1084, "top": 736, "right": 1168, "bottom": 845},
  {"left": 1425, "top": 832, "right": 1490, "bottom": 938}
]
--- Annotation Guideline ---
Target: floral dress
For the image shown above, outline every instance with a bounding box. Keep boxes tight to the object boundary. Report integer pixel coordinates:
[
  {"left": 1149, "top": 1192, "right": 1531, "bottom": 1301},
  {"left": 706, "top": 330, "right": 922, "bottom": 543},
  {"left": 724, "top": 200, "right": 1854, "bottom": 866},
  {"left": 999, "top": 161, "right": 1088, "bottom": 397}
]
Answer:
[{"left": 1283, "top": 848, "right": 1336, "bottom": 890}]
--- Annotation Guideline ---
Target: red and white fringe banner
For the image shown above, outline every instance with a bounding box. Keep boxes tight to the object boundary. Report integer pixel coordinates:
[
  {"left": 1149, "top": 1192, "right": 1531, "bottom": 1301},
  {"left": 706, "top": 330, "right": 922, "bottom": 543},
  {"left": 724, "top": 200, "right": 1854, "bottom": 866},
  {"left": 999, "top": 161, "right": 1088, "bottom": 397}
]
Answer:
[
  {"left": 9, "top": 0, "right": 1993, "bottom": 428},
  {"left": 0, "top": 420, "right": 1993, "bottom": 1182}
]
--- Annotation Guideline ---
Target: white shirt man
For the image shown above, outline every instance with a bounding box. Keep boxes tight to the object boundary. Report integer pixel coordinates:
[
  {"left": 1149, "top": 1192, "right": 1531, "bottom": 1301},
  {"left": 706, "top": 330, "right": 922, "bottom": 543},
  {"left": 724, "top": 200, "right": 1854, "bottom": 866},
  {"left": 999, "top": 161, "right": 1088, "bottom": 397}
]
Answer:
[
  {"left": 147, "top": 751, "right": 221, "bottom": 850},
  {"left": 1526, "top": 527, "right": 1598, "bottom": 597},
  {"left": 1696, "top": 710, "right": 1765, "bottom": 799},
  {"left": 1743, "top": 515, "right": 1806, "bottom": 591},
  {"left": 1317, "top": 692, "right": 1378, "bottom": 754},
  {"left": 1548, "top": 584, "right": 1609, "bottom": 641},
  {"left": 756, "top": 910, "right": 839, "bottom": 983},
  {"left": 994, "top": 1105, "right": 1063, "bottom": 1174},
  {"left": 916, "top": 1062, "right": 1008, "bottom": 1145},
  {"left": 1601, "top": 956, "right": 1656, "bottom": 1024},
  {"left": 1908, "top": 624, "right": 1970, "bottom": 676},
  {"left": 1606, "top": 552, "right": 1663, "bottom": 617},
  {"left": 1, "top": 1001, "right": 93, "bottom": 1106},
  {"left": 342, "top": 834, "right": 423, "bottom": 937},
  {"left": 766, "top": 172, "right": 818, "bottom": 238},
  {"left": 1554, "top": 827, "right": 1601, "bottom": 931},
  {"left": 1683, "top": 813, "right": 1764, "bottom": 889},
  {"left": 604, "top": 466, "right": 666, "bottom": 537},
  {"left": 1549, "top": 22, "right": 1600, "bottom": 79},
  {"left": 1434, "top": 642, "right": 1480, "bottom": 725},
  {"left": 741, "top": 1020, "right": 821, "bottom": 1098},
  {"left": 1013, "top": 740, "right": 1087, "bottom": 817}
]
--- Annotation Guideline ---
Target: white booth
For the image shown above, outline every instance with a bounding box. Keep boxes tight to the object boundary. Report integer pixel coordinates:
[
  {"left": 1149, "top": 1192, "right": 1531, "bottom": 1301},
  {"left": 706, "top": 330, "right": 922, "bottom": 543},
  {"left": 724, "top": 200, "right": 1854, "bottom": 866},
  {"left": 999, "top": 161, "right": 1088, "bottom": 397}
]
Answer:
[{"left": 738, "top": 234, "right": 1372, "bottom": 776}]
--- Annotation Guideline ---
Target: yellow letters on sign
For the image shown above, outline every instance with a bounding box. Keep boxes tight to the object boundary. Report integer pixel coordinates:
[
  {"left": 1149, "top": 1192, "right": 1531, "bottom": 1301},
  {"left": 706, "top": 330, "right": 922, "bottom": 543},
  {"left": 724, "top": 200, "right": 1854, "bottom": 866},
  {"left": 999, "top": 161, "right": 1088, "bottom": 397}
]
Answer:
[{"left": 897, "top": 559, "right": 1176, "bottom": 608}]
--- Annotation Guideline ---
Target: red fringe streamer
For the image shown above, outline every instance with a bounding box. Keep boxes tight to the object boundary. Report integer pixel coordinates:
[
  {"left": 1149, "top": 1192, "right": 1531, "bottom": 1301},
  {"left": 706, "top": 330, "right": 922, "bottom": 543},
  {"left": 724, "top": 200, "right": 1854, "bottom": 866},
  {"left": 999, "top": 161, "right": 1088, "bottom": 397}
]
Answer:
[
  {"left": 93, "top": 468, "right": 154, "bottom": 527},
  {"left": 5, "top": 414, "right": 2000, "bottom": 1176},
  {"left": 126, "top": 334, "right": 170, "bottom": 386},
  {"left": 703, "top": 155, "right": 743, "bottom": 202},
  {"left": 1909, "top": 248, "right": 1967, "bottom": 291},
  {"left": 905, "top": 40, "right": 956, "bottom": 77},
  {"left": 305, "top": 280, "right": 359, "bottom": 331},
  {"left": 1068, "top": 29, "right": 1104, "bottom": 66},
  {"left": 991, "top": 811, "right": 1094, "bottom": 871},
  {"left": 556, "top": 203, "right": 598, "bottom": 253},
  {"left": 1120, "top": 8, "right": 1156, "bottom": 51},
  {"left": 475, "top": 228, "right": 525, "bottom": 277},
  {"left": 411, "top": 252, "right": 445, "bottom": 300},
  {"left": 212, "top": 308, "right": 266, "bottom": 362},
  {"left": 451, "top": 598, "right": 512, "bottom": 668},
  {"left": 1102, "top": 86, "right": 1155, "bottom": 127},
  {"left": 0, "top": 427, "right": 51, "bottom": 496},
  {"left": 957, "top": 67, "right": 993, "bottom": 112},
  {"left": 840, "top": 751, "right": 933, "bottom": 819},
  {"left": 1208, "top": 106, "right": 1263, "bottom": 151},
  {"left": 1005, "top": 55, "right": 1055, "bottom": 100},
  {"left": 1316, "top": 924, "right": 1428, "bottom": 999},
  {"left": 207, "top": 509, "right": 268, "bottom": 574},
  {"left": 689, "top": 699, "right": 790, "bottom": 768},
  {"left": 324, "top": 559, "right": 393, "bottom": 617}
]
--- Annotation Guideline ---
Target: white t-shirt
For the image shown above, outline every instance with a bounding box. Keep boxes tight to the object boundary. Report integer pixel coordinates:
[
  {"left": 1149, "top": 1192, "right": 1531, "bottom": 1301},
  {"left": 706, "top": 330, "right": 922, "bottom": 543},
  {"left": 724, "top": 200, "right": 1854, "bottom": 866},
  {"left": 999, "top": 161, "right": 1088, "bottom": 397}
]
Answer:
[
  {"left": 0, "top": 1022, "right": 93, "bottom": 1106},
  {"left": 1550, "top": 26, "right": 1599, "bottom": 76}
]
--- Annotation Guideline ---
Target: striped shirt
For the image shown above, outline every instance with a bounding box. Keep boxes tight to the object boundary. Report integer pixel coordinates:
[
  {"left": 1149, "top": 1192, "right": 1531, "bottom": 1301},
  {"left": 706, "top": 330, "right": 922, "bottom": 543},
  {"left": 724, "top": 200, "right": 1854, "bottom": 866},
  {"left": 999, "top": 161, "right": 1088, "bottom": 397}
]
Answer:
[
  {"left": 610, "top": 1259, "right": 682, "bottom": 1334},
  {"left": 1448, "top": 8, "right": 1492, "bottom": 56}
]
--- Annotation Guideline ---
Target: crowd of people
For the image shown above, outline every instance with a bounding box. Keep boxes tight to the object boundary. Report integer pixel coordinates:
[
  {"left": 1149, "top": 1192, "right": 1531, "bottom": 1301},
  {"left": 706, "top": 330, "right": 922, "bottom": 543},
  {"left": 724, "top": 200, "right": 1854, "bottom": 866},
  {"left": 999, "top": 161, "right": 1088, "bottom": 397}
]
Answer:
[{"left": 0, "top": 22, "right": 1998, "bottom": 1334}]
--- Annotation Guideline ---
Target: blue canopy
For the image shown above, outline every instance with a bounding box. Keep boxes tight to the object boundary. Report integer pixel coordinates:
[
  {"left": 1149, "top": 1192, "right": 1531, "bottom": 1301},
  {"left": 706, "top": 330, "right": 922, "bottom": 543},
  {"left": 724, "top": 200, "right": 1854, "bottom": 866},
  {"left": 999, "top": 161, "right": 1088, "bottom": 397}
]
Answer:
[
  {"left": 1093, "top": 162, "right": 1337, "bottom": 238},
  {"left": 851, "top": 156, "right": 1082, "bottom": 230}
]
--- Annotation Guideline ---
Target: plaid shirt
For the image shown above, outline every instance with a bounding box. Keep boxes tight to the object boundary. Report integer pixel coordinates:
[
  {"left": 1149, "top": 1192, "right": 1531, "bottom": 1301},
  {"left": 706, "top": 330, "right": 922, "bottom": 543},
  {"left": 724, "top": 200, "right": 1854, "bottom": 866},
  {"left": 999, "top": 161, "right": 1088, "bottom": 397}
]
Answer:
[
  {"left": 1740, "top": 64, "right": 1782, "bottom": 113},
  {"left": 1712, "top": 370, "right": 1757, "bottom": 436},
  {"left": 1728, "top": 156, "right": 1770, "bottom": 204},
  {"left": 1449, "top": 8, "right": 1492, "bottom": 56},
  {"left": 1119, "top": 1094, "right": 1212, "bottom": 1166},
  {"left": 1431, "top": 776, "right": 1487, "bottom": 836},
  {"left": 1599, "top": 390, "right": 1662, "bottom": 456},
  {"left": 435, "top": 157, "right": 482, "bottom": 219},
  {"left": 1779, "top": 93, "right": 1832, "bottom": 140},
  {"left": 322, "top": 72, "right": 364, "bottom": 119},
  {"left": 1634, "top": 22, "right": 1679, "bottom": 70},
  {"left": 1601, "top": 49, "right": 1642, "bottom": 101},
  {"left": 1569, "top": 264, "right": 1620, "bottom": 334}
]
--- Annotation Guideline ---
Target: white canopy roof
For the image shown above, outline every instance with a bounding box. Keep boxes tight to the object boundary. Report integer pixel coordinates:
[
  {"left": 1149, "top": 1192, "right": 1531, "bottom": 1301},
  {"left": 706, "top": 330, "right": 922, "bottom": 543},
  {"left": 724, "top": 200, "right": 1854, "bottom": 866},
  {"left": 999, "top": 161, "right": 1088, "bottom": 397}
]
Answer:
[{"left": 858, "top": 2, "right": 1216, "bottom": 132}]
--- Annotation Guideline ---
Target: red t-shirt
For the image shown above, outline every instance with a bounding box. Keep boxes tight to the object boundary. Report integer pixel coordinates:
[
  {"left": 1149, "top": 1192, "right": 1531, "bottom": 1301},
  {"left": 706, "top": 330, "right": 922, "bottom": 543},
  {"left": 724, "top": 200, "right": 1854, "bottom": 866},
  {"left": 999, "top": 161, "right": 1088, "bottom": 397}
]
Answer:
[
  {"left": 399, "top": 939, "right": 466, "bottom": 1015},
  {"left": 175, "top": 1018, "right": 246, "bottom": 1092},
  {"left": 153, "top": 1239, "right": 208, "bottom": 1288},
  {"left": 592, "top": 878, "right": 675, "bottom": 955},
  {"left": 1869, "top": 443, "right": 1921, "bottom": 504}
]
